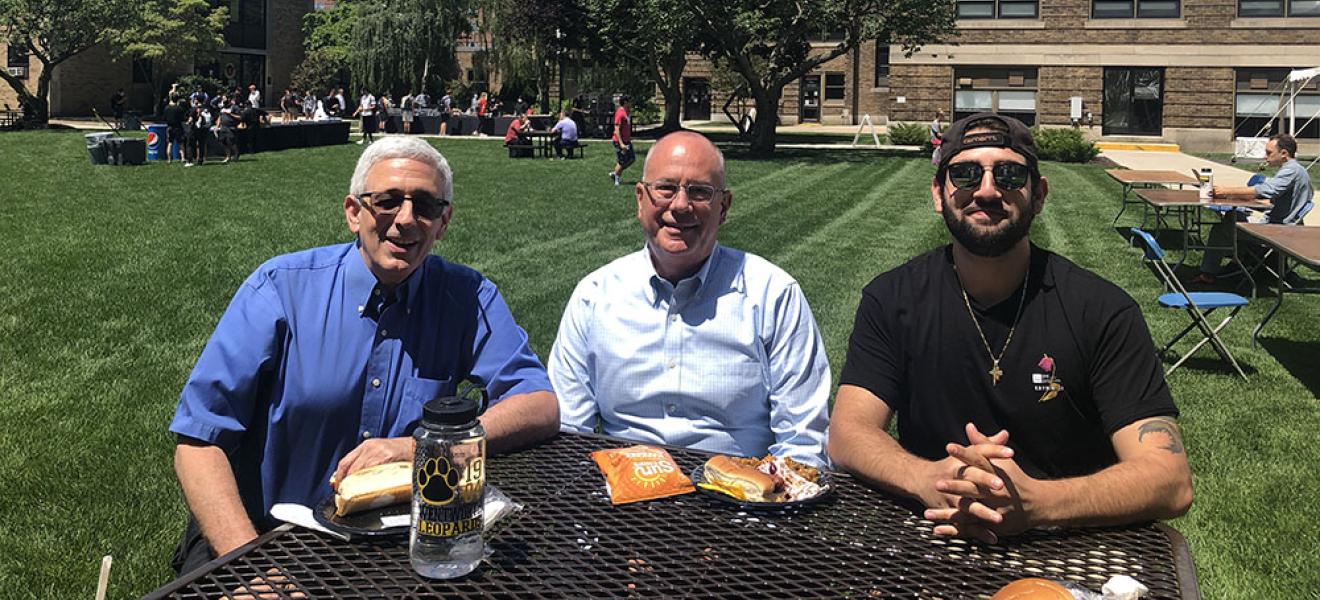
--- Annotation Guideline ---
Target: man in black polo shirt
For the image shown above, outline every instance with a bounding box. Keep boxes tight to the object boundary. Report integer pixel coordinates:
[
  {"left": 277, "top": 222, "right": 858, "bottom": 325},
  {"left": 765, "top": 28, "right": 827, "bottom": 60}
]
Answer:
[{"left": 827, "top": 113, "right": 1192, "bottom": 544}]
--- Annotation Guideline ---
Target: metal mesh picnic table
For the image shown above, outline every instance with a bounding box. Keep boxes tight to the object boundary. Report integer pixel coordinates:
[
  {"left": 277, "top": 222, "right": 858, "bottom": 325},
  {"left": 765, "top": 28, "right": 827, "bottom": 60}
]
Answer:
[{"left": 145, "top": 432, "right": 1199, "bottom": 599}]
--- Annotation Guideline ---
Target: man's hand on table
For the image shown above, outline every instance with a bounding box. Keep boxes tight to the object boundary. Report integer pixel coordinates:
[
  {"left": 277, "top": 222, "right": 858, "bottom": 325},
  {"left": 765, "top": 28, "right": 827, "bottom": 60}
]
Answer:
[{"left": 331, "top": 436, "right": 415, "bottom": 489}]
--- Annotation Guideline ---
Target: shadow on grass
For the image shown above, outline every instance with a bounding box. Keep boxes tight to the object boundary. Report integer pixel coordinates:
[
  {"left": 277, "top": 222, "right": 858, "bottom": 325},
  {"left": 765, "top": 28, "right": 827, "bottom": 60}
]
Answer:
[
  {"left": 1163, "top": 355, "right": 1260, "bottom": 378},
  {"left": 1259, "top": 337, "right": 1320, "bottom": 397}
]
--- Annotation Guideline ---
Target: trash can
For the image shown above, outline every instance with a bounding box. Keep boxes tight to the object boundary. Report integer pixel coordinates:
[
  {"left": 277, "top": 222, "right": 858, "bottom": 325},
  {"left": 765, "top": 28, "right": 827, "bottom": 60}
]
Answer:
[
  {"left": 117, "top": 137, "right": 147, "bottom": 165},
  {"left": 85, "top": 132, "right": 114, "bottom": 165},
  {"left": 146, "top": 124, "right": 168, "bottom": 160}
]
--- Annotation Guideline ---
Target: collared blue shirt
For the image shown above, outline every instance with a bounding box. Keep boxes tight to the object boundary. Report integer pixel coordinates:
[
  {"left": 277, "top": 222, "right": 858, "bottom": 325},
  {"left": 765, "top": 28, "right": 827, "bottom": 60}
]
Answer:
[
  {"left": 170, "top": 242, "right": 551, "bottom": 525},
  {"left": 549, "top": 244, "right": 831, "bottom": 466},
  {"left": 1256, "top": 158, "right": 1313, "bottom": 224},
  {"left": 551, "top": 117, "right": 578, "bottom": 142}
]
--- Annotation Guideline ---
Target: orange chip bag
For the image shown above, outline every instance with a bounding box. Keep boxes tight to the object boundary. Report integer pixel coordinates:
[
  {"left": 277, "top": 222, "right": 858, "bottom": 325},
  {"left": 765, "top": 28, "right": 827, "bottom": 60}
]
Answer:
[{"left": 591, "top": 445, "right": 695, "bottom": 505}]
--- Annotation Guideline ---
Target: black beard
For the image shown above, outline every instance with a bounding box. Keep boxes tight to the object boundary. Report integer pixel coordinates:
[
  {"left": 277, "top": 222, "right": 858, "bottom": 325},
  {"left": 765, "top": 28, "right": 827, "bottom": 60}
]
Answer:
[{"left": 941, "top": 194, "right": 1035, "bottom": 257}]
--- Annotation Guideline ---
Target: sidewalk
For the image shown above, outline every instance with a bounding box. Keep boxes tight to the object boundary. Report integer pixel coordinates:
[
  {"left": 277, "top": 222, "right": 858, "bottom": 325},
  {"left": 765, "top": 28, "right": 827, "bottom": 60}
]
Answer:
[{"left": 1103, "top": 149, "right": 1317, "bottom": 226}]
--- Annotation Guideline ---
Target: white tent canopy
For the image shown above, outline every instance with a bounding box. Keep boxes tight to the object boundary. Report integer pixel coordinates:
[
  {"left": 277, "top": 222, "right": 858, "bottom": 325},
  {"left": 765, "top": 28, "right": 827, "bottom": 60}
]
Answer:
[{"left": 1235, "top": 67, "right": 1320, "bottom": 165}]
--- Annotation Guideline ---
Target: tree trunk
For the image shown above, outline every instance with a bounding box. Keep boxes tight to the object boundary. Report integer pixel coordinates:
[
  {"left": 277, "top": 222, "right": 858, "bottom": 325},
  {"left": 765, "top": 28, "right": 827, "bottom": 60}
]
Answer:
[
  {"left": 660, "top": 78, "right": 682, "bottom": 133},
  {"left": 748, "top": 87, "right": 781, "bottom": 157},
  {"left": 658, "top": 54, "right": 685, "bottom": 133}
]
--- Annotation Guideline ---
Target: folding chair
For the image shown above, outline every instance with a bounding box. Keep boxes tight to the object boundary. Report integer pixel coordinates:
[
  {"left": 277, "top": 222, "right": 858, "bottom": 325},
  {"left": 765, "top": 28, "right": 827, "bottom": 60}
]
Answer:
[{"left": 1130, "top": 228, "right": 1249, "bottom": 380}]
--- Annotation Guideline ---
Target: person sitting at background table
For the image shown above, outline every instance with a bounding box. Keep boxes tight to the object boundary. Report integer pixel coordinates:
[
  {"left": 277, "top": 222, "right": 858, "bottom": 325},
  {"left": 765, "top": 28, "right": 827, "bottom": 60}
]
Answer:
[
  {"left": 1189, "top": 134, "right": 1314, "bottom": 285},
  {"left": 550, "top": 110, "right": 579, "bottom": 159},
  {"left": 827, "top": 113, "right": 1192, "bottom": 544},
  {"left": 167, "top": 136, "right": 558, "bottom": 574},
  {"left": 504, "top": 113, "right": 532, "bottom": 157},
  {"left": 548, "top": 131, "right": 831, "bottom": 466}
]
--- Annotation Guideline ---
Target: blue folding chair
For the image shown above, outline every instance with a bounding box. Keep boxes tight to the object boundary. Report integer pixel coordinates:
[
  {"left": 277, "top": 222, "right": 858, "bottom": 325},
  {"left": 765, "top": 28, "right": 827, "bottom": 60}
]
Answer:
[{"left": 1130, "top": 228, "right": 1249, "bottom": 380}]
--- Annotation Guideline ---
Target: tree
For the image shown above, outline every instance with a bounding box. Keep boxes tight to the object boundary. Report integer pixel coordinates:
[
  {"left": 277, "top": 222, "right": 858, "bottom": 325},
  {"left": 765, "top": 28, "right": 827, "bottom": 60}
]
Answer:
[
  {"left": 294, "top": 0, "right": 358, "bottom": 93},
  {"left": 477, "top": 0, "right": 587, "bottom": 111},
  {"left": 103, "top": 0, "right": 227, "bottom": 116},
  {"left": 0, "top": 0, "right": 138, "bottom": 125},
  {"left": 583, "top": 0, "right": 696, "bottom": 133},
  {"left": 691, "top": 0, "right": 957, "bottom": 155},
  {"left": 349, "top": 0, "right": 469, "bottom": 97}
]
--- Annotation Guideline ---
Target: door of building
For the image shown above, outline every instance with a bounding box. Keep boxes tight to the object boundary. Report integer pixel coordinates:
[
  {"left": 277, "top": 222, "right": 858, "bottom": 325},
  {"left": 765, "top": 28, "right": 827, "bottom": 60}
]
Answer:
[
  {"left": 800, "top": 75, "right": 821, "bottom": 123},
  {"left": 683, "top": 78, "right": 711, "bottom": 121},
  {"left": 1103, "top": 67, "right": 1164, "bottom": 136}
]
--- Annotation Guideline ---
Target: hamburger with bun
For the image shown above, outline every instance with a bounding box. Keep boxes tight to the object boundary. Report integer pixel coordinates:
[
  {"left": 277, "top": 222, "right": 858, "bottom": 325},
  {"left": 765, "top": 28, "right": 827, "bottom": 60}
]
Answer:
[
  {"left": 990, "top": 577, "right": 1076, "bottom": 600},
  {"left": 701, "top": 455, "right": 784, "bottom": 502},
  {"left": 330, "top": 461, "right": 412, "bottom": 517}
]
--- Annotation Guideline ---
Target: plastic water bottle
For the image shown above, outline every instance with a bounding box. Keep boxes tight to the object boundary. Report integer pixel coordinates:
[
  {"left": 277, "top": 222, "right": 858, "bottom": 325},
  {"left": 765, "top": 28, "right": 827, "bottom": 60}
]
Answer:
[{"left": 411, "top": 392, "right": 486, "bottom": 579}]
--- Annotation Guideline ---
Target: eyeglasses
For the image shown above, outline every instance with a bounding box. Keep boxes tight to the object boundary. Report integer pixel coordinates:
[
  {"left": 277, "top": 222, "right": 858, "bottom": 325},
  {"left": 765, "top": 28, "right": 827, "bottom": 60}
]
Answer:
[
  {"left": 356, "top": 191, "right": 450, "bottom": 220},
  {"left": 640, "top": 180, "right": 724, "bottom": 207},
  {"left": 945, "top": 161, "right": 1033, "bottom": 191}
]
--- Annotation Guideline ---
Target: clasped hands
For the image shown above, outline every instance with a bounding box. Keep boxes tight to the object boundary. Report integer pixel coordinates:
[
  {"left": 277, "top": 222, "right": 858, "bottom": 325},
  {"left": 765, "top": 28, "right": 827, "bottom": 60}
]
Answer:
[{"left": 920, "top": 423, "right": 1043, "bottom": 544}]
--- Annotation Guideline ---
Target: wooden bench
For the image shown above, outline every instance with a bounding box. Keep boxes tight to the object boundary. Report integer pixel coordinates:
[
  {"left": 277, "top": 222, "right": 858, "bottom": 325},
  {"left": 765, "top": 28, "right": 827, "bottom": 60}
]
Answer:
[
  {"left": 507, "top": 143, "right": 535, "bottom": 158},
  {"left": 564, "top": 141, "right": 587, "bottom": 159}
]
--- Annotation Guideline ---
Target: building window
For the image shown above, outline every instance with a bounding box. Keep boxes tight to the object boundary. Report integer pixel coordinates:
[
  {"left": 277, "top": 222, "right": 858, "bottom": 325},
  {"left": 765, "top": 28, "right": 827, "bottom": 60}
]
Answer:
[
  {"left": 957, "top": 0, "right": 1039, "bottom": 18},
  {"left": 1235, "top": 68, "right": 1320, "bottom": 139},
  {"left": 131, "top": 57, "right": 153, "bottom": 84},
  {"left": 1093, "top": 0, "right": 1181, "bottom": 18},
  {"left": 875, "top": 44, "right": 890, "bottom": 88},
  {"left": 1239, "top": 0, "right": 1320, "bottom": 16},
  {"left": 7, "top": 45, "right": 28, "bottom": 79},
  {"left": 953, "top": 67, "right": 1038, "bottom": 125},
  {"left": 825, "top": 73, "right": 846, "bottom": 101},
  {"left": 211, "top": 0, "right": 267, "bottom": 49}
]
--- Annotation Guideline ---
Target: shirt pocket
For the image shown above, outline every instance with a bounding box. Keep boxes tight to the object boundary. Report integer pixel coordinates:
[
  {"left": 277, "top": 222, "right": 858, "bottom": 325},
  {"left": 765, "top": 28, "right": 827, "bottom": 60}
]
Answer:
[{"left": 388, "top": 376, "right": 455, "bottom": 437}]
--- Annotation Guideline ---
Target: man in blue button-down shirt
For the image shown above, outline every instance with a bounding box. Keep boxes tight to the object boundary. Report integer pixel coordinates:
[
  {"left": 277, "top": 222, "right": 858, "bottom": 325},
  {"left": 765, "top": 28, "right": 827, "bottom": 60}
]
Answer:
[
  {"left": 1192, "top": 134, "right": 1314, "bottom": 284},
  {"left": 168, "top": 136, "right": 557, "bottom": 572},
  {"left": 548, "top": 131, "right": 831, "bottom": 466}
]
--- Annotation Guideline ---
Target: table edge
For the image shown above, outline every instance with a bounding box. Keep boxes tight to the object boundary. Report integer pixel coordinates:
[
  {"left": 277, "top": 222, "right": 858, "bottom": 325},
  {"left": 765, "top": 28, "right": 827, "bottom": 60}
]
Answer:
[
  {"left": 1236, "top": 223, "right": 1320, "bottom": 268},
  {"left": 1155, "top": 522, "right": 1201, "bottom": 600},
  {"left": 140, "top": 523, "right": 296, "bottom": 600}
]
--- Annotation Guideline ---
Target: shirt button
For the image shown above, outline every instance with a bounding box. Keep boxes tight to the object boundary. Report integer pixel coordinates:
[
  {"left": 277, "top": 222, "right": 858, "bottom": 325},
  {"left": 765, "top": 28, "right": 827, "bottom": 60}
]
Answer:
[
  {"left": 667, "top": 403, "right": 678, "bottom": 412},
  {"left": 667, "top": 361, "right": 676, "bottom": 369},
  {"left": 374, "top": 289, "right": 381, "bottom": 296},
  {"left": 361, "top": 431, "right": 372, "bottom": 439},
  {"left": 357, "top": 305, "right": 364, "bottom": 313},
  {"left": 371, "top": 378, "right": 381, "bottom": 388},
  {"left": 670, "top": 315, "right": 678, "bottom": 323},
  {"left": 379, "top": 329, "right": 387, "bottom": 337}
]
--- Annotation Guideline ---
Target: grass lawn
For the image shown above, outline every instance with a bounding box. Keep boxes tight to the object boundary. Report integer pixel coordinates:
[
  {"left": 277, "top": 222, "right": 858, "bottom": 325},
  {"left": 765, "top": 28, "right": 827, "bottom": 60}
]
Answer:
[{"left": 1, "top": 130, "right": 1317, "bottom": 598}]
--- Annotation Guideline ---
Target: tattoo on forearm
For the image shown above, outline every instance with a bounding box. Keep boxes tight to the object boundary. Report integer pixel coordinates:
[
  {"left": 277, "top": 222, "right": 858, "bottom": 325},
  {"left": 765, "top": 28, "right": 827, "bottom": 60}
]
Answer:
[{"left": 1137, "top": 418, "right": 1185, "bottom": 454}]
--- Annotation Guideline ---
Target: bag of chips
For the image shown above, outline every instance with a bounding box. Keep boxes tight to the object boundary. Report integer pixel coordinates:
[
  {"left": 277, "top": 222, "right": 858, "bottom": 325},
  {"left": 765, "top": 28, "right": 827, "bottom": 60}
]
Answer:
[{"left": 591, "top": 445, "right": 695, "bottom": 505}]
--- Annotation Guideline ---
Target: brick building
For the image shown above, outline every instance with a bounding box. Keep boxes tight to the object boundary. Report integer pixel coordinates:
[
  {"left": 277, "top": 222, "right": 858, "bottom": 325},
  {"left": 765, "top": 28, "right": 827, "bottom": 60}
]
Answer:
[
  {"left": 667, "top": 0, "right": 1320, "bottom": 152},
  {"left": 1, "top": 0, "right": 312, "bottom": 118}
]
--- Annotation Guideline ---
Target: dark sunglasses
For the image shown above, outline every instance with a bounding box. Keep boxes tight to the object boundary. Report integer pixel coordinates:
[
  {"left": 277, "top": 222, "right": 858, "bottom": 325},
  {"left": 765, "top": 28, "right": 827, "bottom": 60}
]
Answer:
[
  {"left": 356, "top": 192, "right": 451, "bottom": 220},
  {"left": 945, "top": 161, "right": 1033, "bottom": 191}
]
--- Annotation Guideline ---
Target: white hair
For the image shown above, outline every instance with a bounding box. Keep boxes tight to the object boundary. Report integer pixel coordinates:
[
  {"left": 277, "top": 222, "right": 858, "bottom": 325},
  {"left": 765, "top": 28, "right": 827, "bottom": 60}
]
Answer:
[
  {"left": 642, "top": 132, "right": 726, "bottom": 188},
  {"left": 348, "top": 136, "right": 454, "bottom": 201}
]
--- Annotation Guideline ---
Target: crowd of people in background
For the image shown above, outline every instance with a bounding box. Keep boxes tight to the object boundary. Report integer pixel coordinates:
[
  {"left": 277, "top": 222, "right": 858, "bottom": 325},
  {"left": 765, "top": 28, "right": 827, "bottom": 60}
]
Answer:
[{"left": 153, "top": 83, "right": 273, "bottom": 167}]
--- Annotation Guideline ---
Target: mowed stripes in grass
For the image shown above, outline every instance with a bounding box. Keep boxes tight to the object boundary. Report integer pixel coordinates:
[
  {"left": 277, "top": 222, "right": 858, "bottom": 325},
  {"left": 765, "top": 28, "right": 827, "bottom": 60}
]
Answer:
[{"left": 0, "top": 130, "right": 1317, "bottom": 598}]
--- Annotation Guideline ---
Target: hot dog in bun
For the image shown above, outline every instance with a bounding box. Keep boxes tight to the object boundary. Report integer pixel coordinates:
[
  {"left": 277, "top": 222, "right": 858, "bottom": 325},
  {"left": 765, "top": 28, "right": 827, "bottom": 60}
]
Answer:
[
  {"left": 702, "top": 455, "right": 785, "bottom": 502},
  {"left": 330, "top": 461, "right": 412, "bottom": 517}
]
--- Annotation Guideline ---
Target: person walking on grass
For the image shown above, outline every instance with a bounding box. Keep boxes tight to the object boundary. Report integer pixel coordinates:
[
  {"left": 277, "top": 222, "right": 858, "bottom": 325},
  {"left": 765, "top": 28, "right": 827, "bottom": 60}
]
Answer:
[
  {"left": 213, "top": 99, "right": 241, "bottom": 163},
  {"left": 609, "top": 95, "right": 635, "bottom": 186},
  {"left": 354, "top": 89, "right": 378, "bottom": 145}
]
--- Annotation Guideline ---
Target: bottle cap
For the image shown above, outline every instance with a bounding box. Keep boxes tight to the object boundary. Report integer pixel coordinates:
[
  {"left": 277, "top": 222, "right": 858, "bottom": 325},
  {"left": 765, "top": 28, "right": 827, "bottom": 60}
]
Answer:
[{"left": 423, "top": 394, "right": 481, "bottom": 426}]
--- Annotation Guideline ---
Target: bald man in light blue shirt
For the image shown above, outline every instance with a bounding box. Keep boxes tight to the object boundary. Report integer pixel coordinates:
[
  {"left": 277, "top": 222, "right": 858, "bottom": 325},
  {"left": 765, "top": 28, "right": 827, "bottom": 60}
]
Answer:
[{"left": 548, "top": 132, "right": 830, "bottom": 466}]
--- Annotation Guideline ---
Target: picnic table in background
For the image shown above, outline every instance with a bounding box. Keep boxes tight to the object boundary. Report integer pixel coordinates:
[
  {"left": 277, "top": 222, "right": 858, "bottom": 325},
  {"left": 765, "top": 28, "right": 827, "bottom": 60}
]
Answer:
[
  {"left": 524, "top": 129, "right": 558, "bottom": 158},
  {"left": 143, "top": 433, "right": 1201, "bottom": 599},
  {"left": 1135, "top": 188, "right": 1271, "bottom": 266},
  {"left": 1107, "top": 169, "right": 1200, "bottom": 228},
  {"left": 1235, "top": 223, "right": 1320, "bottom": 345}
]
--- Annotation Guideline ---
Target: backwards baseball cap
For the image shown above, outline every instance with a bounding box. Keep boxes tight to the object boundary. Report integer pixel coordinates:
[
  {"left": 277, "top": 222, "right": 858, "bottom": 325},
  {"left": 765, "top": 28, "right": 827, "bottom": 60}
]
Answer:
[{"left": 937, "top": 112, "right": 1039, "bottom": 172}]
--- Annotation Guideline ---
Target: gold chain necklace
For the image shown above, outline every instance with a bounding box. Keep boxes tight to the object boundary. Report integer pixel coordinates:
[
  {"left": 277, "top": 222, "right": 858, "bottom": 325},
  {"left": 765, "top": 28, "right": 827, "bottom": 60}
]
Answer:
[{"left": 955, "top": 266, "right": 1029, "bottom": 386}]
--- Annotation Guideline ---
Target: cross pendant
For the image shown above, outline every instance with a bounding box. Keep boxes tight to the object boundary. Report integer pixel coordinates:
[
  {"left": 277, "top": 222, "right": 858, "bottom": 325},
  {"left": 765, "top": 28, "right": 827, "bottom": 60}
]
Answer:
[{"left": 989, "top": 360, "right": 1003, "bottom": 386}]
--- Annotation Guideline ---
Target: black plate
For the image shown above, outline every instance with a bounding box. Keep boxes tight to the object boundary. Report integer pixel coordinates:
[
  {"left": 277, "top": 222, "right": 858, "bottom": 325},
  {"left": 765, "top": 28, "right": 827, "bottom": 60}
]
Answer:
[
  {"left": 690, "top": 464, "right": 834, "bottom": 509},
  {"left": 313, "top": 495, "right": 410, "bottom": 538}
]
